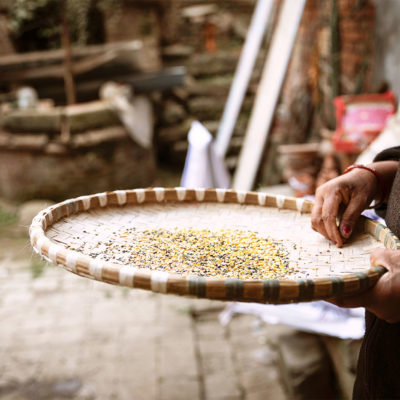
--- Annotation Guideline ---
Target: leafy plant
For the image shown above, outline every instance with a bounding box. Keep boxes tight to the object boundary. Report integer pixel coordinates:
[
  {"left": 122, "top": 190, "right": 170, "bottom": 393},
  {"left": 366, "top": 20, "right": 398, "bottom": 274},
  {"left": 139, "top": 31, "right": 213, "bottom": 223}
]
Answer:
[
  {"left": 0, "top": 207, "right": 17, "bottom": 226},
  {"left": 9, "top": 0, "right": 104, "bottom": 50},
  {"left": 30, "top": 254, "right": 48, "bottom": 279}
]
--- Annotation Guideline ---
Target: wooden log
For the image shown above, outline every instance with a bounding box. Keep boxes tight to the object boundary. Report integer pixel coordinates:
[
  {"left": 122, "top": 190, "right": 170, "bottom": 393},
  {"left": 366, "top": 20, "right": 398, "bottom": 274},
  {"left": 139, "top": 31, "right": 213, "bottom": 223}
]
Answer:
[
  {"left": 0, "top": 51, "right": 119, "bottom": 81},
  {"left": 0, "top": 39, "right": 161, "bottom": 85},
  {"left": 34, "top": 67, "right": 186, "bottom": 104},
  {"left": 160, "top": 100, "right": 187, "bottom": 125},
  {"left": 0, "top": 125, "right": 128, "bottom": 151},
  {"left": 65, "top": 101, "right": 120, "bottom": 133},
  {"left": 0, "top": 101, "right": 121, "bottom": 134},
  {"left": 44, "top": 142, "right": 69, "bottom": 154},
  {"left": 158, "top": 120, "right": 193, "bottom": 143},
  {"left": 185, "top": 75, "right": 233, "bottom": 97},
  {"left": 0, "top": 109, "right": 63, "bottom": 133},
  {"left": 0, "top": 40, "right": 143, "bottom": 70},
  {"left": 186, "top": 52, "right": 240, "bottom": 77},
  {"left": 188, "top": 96, "right": 252, "bottom": 121},
  {"left": 0, "top": 129, "right": 50, "bottom": 151},
  {"left": 0, "top": 14, "right": 14, "bottom": 56},
  {"left": 71, "top": 126, "right": 127, "bottom": 148},
  {"left": 10, "top": 133, "right": 48, "bottom": 150}
]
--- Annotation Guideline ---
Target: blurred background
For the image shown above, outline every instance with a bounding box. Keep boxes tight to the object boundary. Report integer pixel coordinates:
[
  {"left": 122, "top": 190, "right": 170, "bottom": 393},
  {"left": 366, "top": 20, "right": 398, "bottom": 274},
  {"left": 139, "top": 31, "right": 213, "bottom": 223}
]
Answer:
[{"left": 1, "top": 0, "right": 400, "bottom": 399}]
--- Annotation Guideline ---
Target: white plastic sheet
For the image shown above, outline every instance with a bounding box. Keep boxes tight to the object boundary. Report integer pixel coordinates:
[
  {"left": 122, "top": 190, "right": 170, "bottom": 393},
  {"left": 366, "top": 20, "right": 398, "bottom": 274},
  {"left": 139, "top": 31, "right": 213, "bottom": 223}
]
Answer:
[
  {"left": 100, "top": 82, "right": 153, "bottom": 149},
  {"left": 181, "top": 121, "right": 231, "bottom": 189},
  {"left": 219, "top": 301, "right": 365, "bottom": 339}
]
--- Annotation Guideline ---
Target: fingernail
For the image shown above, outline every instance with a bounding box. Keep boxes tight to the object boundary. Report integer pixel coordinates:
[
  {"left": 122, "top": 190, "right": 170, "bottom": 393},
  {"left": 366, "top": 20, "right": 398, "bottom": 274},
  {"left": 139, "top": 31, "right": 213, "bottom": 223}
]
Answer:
[{"left": 342, "top": 225, "right": 351, "bottom": 235}]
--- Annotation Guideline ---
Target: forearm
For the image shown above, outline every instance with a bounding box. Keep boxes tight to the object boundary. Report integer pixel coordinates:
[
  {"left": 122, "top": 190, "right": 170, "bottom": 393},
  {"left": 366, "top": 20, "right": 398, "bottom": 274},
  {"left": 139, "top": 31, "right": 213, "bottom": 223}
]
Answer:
[{"left": 367, "top": 161, "right": 398, "bottom": 203}]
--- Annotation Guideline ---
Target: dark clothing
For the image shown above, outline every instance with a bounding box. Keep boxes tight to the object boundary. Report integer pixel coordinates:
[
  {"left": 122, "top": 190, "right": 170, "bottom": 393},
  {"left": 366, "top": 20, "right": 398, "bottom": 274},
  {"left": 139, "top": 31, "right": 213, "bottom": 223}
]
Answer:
[
  {"left": 375, "top": 147, "right": 400, "bottom": 239},
  {"left": 353, "top": 312, "right": 400, "bottom": 399},
  {"left": 353, "top": 146, "right": 400, "bottom": 399}
]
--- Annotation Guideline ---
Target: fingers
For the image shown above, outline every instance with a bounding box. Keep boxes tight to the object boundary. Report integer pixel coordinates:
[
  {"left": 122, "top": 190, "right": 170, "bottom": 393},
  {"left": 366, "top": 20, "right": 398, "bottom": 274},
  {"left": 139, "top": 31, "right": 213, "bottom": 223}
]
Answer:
[
  {"left": 312, "top": 169, "right": 378, "bottom": 247},
  {"left": 320, "top": 191, "right": 343, "bottom": 246},
  {"left": 311, "top": 187, "right": 343, "bottom": 246},
  {"left": 338, "top": 193, "right": 369, "bottom": 239},
  {"left": 312, "top": 182, "right": 369, "bottom": 247},
  {"left": 311, "top": 196, "right": 330, "bottom": 240}
]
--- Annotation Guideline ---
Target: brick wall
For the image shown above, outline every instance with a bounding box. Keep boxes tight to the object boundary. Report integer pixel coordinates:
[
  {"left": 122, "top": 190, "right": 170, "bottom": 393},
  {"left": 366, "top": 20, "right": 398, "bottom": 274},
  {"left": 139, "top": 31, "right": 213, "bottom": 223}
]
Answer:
[
  {"left": 373, "top": 0, "right": 400, "bottom": 97},
  {"left": 260, "top": 0, "right": 375, "bottom": 185}
]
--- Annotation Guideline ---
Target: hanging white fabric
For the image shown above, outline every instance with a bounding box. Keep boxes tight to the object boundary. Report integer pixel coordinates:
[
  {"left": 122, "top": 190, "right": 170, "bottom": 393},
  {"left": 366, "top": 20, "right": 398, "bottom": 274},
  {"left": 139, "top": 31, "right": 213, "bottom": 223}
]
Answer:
[{"left": 181, "top": 121, "right": 231, "bottom": 189}]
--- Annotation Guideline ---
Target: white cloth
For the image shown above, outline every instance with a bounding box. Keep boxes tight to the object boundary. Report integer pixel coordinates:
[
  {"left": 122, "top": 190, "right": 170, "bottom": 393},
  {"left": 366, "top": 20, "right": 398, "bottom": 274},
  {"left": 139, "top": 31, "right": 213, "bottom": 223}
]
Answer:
[
  {"left": 219, "top": 301, "right": 365, "bottom": 339},
  {"left": 100, "top": 82, "right": 153, "bottom": 149},
  {"left": 181, "top": 121, "right": 231, "bottom": 188}
]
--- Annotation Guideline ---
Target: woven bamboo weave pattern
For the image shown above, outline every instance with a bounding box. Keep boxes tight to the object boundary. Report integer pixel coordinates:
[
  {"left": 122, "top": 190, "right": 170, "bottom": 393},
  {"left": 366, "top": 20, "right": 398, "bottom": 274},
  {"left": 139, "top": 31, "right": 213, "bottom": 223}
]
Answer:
[{"left": 29, "top": 188, "right": 398, "bottom": 304}]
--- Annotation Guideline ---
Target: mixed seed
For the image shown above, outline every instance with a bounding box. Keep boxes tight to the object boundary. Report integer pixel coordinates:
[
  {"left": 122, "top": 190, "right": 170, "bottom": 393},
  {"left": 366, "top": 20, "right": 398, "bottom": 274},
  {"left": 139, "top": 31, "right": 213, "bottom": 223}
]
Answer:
[{"left": 67, "top": 227, "right": 296, "bottom": 279}]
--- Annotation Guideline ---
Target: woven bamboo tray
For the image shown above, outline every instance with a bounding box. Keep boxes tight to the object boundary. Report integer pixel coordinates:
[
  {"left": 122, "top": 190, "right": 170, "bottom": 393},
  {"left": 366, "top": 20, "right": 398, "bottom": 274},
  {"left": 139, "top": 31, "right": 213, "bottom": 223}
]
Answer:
[{"left": 29, "top": 188, "right": 398, "bottom": 304}]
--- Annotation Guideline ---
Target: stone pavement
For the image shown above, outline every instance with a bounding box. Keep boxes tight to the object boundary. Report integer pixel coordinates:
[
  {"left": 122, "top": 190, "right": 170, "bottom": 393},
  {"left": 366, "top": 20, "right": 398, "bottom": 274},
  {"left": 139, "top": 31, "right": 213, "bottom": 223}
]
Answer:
[
  {"left": 0, "top": 198, "right": 360, "bottom": 400},
  {"left": 0, "top": 264, "right": 288, "bottom": 400}
]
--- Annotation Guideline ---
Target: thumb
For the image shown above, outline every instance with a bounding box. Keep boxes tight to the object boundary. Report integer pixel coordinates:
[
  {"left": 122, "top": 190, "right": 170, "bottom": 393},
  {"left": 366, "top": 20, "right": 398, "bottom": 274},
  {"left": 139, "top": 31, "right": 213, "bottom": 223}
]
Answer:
[
  {"left": 338, "top": 195, "right": 368, "bottom": 239},
  {"left": 370, "top": 248, "right": 397, "bottom": 273}
]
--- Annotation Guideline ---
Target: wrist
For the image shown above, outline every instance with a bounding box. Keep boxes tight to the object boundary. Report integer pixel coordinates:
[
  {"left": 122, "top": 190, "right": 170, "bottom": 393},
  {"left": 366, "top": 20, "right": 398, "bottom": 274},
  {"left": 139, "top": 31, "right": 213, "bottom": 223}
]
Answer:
[{"left": 344, "top": 164, "right": 386, "bottom": 208}]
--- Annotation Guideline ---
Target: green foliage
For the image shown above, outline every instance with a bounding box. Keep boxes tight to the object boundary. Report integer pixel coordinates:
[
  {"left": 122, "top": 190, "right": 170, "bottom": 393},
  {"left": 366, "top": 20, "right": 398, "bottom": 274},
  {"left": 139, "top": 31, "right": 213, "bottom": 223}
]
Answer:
[
  {"left": 30, "top": 254, "right": 48, "bottom": 279},
  {"left": 9, "top": 0, "right": 106, "bottom": 49},
  {"left": 67, "top": 0, "right": 91, "bottom": 45},
  {"left": 0, "top": 207, "right": 17, "bottom": 226},
  {"left": 9, "top": 0, "right": 56, "bottom": 33}
]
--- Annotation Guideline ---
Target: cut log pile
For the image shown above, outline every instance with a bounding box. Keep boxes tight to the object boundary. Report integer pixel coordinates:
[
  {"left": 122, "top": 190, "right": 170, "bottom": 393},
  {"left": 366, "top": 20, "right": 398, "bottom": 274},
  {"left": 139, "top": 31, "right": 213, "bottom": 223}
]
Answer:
[
  {"left": 0, "top": 100, "right": 156, "bottom": 201},
  {"left": 155, "top": 43, "right": 265, "bottom": 168},
  {"left": 0, "top": 39, "right": 161, "bottom": 103},
  {"left": 0, "top": 101, "right": 126, "bottom": 152}
]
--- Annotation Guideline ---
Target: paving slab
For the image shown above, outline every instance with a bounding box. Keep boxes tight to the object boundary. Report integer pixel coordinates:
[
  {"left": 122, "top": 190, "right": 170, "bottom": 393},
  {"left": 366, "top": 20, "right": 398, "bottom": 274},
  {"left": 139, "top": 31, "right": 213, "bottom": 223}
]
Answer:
[{"left": 0, "top": 266, "right": 288, "bottom": 400}]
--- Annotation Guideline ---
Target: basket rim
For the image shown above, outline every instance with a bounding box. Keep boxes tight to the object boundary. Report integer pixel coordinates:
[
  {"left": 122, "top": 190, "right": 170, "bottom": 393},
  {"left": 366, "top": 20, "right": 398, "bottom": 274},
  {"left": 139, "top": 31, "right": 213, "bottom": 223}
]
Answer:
[{"left": 29, "top": 187, "right": 396, "bottom": 303}]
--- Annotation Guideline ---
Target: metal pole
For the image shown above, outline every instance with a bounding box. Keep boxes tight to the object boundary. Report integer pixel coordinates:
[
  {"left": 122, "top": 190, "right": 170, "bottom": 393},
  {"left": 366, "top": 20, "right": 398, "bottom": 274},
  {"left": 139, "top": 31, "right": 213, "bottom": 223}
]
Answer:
[
  {"left": 233, "top": 0, "right": 306, "bottom": 191},
  {"left": 214, "top": 0, "right": 273, "bottom": 159}
]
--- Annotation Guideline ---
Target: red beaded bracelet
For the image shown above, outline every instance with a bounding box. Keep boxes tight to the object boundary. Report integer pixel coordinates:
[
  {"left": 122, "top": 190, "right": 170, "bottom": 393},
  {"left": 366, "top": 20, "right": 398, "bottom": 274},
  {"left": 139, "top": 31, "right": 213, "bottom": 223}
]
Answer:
[{"left": 343, "top": 164, "right": 386, "bottom": 209}]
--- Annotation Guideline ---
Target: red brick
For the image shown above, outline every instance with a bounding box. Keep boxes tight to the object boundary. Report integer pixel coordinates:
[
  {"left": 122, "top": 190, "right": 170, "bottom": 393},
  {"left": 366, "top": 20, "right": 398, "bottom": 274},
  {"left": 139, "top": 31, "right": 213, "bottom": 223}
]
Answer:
[{"left": 339, "top": 30, "right": 372, "bottom": 42}]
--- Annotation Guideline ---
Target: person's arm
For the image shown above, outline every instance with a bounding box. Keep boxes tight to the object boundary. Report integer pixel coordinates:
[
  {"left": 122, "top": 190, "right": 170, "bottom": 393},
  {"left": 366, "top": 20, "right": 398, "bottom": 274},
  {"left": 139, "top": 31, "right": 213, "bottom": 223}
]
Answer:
[
  {"left": 312, "top": 148, "right": 400, "bottom": 320},
  {"left": 311, "top": 160, "right": 398, "bottom": 247},
  {"left": 332, "top": 248, "right": 400, "bottom": 323}
]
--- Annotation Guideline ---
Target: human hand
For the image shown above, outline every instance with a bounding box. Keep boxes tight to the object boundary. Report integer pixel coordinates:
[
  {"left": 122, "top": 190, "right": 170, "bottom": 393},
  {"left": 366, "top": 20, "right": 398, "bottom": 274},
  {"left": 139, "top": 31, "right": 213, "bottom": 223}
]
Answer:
[
  {"left": 311, "top": 168, "right": 378, "bottom": 247},
  {"left": 331, "top": 248, "right": 400, "bottom": 323}
]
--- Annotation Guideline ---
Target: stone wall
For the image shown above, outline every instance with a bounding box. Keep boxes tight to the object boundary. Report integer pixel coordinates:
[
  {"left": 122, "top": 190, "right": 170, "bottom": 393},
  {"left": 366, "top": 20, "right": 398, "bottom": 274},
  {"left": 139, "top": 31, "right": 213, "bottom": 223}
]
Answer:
[{"left": 0, "top": 135, "right": 156, "bottom": 202}]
